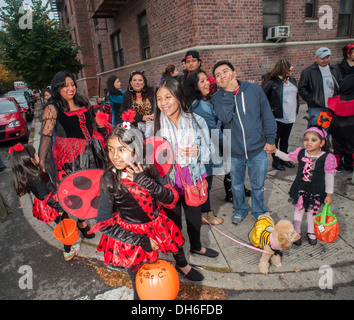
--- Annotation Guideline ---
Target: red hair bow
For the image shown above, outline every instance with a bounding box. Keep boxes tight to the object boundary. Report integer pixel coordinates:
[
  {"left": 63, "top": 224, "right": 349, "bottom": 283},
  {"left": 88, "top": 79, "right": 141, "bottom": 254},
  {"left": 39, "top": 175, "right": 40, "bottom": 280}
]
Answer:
[
  {"left": 9, "top": 143, "right": 25, "bottom": 154},
  {"left": 122, "top": 109, "right": 136, "bottom": 123},
  {"left": 348, "top": 43, "right": 354, "bottom": 54}
]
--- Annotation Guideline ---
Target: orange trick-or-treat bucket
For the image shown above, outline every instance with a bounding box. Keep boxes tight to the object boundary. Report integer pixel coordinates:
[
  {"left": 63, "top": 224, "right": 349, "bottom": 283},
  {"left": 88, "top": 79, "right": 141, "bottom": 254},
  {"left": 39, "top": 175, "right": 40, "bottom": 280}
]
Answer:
[
  {"left": 53, "top": 218, "right": 80, "bottom": 245},
  {"left": 314, "top": 204, "right": 339, "bottom": 243}
]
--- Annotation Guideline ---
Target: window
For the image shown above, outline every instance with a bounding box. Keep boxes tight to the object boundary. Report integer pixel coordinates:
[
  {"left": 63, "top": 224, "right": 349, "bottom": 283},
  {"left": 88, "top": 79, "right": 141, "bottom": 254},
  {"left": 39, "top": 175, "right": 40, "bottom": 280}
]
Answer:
[
  {"left": 337, "top": 0, "right": 354, "bottom": 37},
  {"left": 111, "top": 30, "right": 124, "bottom": 68},
  {"left": 138, "top": 11, "right": 151, "bottom": 60},
  {"left": 263, "top": 0, "right": 284, "bottom": 39},
  {"left": 98, "top": 44, "right": 104, "bottom": 72},
  {"left": 305, "top": 0, "right": 316, "bottom": 19}
]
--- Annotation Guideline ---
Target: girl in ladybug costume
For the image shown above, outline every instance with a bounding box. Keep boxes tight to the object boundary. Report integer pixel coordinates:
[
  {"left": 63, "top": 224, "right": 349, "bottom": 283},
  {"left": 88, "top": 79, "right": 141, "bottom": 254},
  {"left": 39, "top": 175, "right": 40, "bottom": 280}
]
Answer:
[
  {"left": 88, "top": 126, "right": 185, "bottom": 299},
  {"left": 9, "top": 143, "right": 81, "bottom": 261}
]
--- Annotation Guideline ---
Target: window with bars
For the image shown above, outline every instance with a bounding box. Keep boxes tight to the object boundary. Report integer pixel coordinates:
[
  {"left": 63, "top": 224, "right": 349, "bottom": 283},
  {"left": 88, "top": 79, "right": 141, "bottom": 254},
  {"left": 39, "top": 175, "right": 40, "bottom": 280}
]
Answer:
[
  {"left": 138, "top": 11, "right": 151, "bottom": 60},
  {"left": 337, "top": 0, "right": 354, "bottom": 37},
  {"left": 111, "top": 30, "right": 124, "bottom": 68},
  {"left": 263, "top": 0, "right": 285, "bottom": 40},
  {"left": 98, "top": 44, "right": 104, "bottom": 72},
  {"left": 305, "top": 0, "right": 316, "bottom": 19}
]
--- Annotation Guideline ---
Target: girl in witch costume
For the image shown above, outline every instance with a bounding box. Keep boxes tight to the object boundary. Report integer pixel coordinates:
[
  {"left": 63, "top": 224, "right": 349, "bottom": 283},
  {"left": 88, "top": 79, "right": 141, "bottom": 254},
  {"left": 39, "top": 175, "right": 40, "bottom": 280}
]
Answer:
[
  {"left": 88, "top": 116, "right": 185, "bottom": 300},
  {"left": 10, "top": 143, "right": 81, "bottom": 261},
  {"left": 275, "top": 125, "right": 337, "bottom": 246},
  {"left": 39, "top": 71, "right": 107, "bottom": 239}
]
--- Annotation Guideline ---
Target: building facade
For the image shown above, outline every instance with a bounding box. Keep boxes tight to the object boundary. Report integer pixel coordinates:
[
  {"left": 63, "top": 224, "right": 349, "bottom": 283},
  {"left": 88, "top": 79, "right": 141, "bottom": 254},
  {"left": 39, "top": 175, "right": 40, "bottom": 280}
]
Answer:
[{"left": 51, "top": 0, "right": 354, "bottom": 98}]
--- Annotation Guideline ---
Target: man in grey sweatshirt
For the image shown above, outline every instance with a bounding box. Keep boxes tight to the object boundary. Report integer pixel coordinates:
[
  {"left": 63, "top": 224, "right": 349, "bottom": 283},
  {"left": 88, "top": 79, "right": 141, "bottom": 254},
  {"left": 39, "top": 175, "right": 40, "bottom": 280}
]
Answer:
[{"left": 211, "top": 61, "right": 277, "bottom": 225}]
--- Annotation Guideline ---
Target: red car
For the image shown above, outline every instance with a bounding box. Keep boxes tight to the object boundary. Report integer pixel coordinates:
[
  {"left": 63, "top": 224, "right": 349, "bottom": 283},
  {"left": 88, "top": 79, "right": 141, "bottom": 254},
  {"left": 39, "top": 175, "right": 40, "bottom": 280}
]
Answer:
[{"left": 0, "top": 97, "right": 29, "bottom": 142}]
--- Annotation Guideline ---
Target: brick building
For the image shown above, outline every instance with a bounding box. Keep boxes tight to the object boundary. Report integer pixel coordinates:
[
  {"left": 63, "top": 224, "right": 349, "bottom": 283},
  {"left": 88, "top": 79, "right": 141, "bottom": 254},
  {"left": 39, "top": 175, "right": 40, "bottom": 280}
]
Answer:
[{"left": 51, "top": 0, "right": 354, "bottom": 99}]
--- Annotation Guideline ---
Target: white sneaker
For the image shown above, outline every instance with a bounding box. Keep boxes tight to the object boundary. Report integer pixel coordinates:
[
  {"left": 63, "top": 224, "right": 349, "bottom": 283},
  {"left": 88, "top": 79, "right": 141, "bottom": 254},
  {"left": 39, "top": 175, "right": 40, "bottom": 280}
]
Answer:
[{"left": 63, "top": 237, "right": 82, "bottom": 261}]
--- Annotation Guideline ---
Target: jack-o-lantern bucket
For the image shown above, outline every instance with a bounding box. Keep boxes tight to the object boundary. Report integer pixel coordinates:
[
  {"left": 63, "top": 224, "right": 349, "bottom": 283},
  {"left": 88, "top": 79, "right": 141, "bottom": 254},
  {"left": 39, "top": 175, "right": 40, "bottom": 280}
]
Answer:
[{"left": 136, "top": 260, "right": 179, "bottom": 300}]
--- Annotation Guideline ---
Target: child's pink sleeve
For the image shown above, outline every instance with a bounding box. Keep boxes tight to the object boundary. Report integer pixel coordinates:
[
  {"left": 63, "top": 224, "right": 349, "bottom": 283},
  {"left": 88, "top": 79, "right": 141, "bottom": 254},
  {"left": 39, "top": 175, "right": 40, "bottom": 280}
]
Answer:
[
  {"left": 275, "top": 147, "right": 301, "bottom": 162},
  {"left": 324, "top": 153, "right": 337, "bottom": 175},
  {"left": 288, "top": 147, "right": 302, "bottom": 163}
]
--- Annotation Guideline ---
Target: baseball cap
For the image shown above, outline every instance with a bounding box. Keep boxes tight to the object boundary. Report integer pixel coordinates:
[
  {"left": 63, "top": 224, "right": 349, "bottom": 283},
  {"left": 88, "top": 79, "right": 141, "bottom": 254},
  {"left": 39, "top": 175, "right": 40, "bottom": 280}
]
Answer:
[
  {"left": 315, "top": 47, "right": 332, "bottom": 59},
  {"left": 185, "top": 50, "right": 200, "bottom": 61}
]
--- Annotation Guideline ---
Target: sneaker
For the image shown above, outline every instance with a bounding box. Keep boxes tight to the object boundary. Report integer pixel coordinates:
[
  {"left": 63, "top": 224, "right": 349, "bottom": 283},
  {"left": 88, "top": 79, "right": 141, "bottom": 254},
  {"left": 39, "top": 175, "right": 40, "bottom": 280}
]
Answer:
[
  {"left": 231, "top": 214, "right": 245, "bottom": 225},
  {"left": 63, "top": 241, "right": 81, "bottom": 261}
]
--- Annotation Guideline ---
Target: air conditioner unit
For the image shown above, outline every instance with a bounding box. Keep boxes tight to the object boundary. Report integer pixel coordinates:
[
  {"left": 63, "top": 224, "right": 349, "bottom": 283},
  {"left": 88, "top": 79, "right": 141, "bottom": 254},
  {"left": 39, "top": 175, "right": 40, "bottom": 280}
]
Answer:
[{"left": 266, "top": 26, "right": 290, "bottom": 41}]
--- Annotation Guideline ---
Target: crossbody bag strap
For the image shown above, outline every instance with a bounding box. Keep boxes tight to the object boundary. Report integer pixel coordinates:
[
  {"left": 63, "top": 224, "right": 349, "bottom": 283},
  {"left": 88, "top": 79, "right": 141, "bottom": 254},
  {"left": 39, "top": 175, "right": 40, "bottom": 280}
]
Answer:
[{"left": 175, "top": 163, "right": 187, "bottom": 187}]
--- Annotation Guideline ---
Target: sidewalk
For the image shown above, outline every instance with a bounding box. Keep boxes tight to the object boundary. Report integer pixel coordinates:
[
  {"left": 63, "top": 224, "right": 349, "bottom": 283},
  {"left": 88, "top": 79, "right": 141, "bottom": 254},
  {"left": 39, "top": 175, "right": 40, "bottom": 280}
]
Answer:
[{"left": 22, "top": 104, "right": 354, "bottom": 294}]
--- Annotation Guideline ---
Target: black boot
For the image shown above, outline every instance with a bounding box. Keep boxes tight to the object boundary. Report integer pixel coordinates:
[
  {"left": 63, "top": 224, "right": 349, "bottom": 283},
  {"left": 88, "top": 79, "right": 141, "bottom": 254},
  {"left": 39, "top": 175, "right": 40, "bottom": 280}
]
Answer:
[
  {"left": 280, "top": 159, "right": 295, "bottom": 168},
  {"left": 77, "top": 221, "right": 95, "bottom": 239},
  {"left": 272, "top": 154, "right": 285, "bottom": 171}
]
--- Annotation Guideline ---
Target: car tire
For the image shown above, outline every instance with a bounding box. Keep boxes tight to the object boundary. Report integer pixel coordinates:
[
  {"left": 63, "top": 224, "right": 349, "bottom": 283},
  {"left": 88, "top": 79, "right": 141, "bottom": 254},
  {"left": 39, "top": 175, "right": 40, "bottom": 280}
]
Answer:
[{"left": 21, "top": 124, "right": 29, "bottom": 142}]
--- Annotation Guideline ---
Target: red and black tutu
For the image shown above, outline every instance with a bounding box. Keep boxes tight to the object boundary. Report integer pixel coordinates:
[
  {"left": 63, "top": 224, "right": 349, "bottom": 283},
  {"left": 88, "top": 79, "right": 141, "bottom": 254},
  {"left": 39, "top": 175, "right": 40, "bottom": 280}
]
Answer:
[
  {"left": 93, "top": 210, "right": 184, "bottom": 269},
  {"left": 53, "top": 132, "right": 106, "bottom": 182},
  {"left": 32, "top": 193, "right": 60, "bottom": 223},
  {"left": 89, "top": 179, "right": 184, "bottom": 269}
]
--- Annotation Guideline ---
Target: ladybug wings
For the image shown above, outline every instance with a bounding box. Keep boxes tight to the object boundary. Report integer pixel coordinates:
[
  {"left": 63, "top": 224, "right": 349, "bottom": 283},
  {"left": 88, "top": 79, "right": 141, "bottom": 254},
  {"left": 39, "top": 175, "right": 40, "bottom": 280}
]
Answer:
[{"left": 57, "top": 169, "right": 103, "bottom": 219}]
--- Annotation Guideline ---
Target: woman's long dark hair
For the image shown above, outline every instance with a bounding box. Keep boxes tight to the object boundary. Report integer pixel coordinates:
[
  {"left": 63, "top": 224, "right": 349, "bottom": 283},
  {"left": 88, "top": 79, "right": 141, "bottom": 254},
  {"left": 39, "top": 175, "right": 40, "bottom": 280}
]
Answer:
[
  {"left": 107, "top": 75, "right": 123, "bottom": 96},
  {"left": 50, "top": 71, "right": 89, "bottom": 113},
  {"left": 101, "top": 126, "right": 158, "bottom": 201},
  {"left": 11, "top": 144, "right": 50, "bottom": 197},
  {"left": 264, "top": 59, "right": 292, "bottom": 83},
  {"left": 185, "top": 69, "right": 210, "bottom": 107},
  {"left": 342, "top": 44, "right": 354, "bottom": 59},
  {"left": 153, "top": 77, "right": 193, "bottom": 135},
  {"left": 162, "top": 65, "right": 176, "bottom": 78},
  {"left": 50, "top": 71, "right": 98, "bottom": 131}
]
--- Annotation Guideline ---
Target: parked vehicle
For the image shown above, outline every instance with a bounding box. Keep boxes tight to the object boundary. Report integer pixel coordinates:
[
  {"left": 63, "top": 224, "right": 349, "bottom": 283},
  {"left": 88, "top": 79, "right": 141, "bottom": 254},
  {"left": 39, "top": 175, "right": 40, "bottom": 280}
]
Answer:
[
  {"left": 0, "top": 97, "right": 29, "bottom": 142},
  {"left": 4, "top": 91, "right": 34, "bottom": 120}
]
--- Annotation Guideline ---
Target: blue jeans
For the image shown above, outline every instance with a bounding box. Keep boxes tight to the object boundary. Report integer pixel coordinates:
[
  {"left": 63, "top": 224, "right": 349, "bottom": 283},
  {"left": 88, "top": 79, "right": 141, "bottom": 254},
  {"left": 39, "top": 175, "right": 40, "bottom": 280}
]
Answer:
[
  {"left": 230, "top": 150, "right": 268, "bottom": 219},
  {"left": 201, "top": 175, "right": 213, "bottom": 213}
]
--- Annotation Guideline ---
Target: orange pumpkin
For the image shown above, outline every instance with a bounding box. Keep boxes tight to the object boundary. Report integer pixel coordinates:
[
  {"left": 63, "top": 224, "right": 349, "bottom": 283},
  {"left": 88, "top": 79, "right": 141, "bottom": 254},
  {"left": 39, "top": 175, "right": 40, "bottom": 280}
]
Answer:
[{"left": 136, "top": 260, "right": 179, "bottom": 300}]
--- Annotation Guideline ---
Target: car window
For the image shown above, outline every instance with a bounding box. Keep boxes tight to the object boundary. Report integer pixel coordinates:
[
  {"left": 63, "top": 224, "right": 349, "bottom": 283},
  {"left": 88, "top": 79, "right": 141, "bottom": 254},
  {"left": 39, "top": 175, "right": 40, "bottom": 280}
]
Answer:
[
  {"left": 0, "top": 100, "right": 18, "bottom": 114},
  {"left": 8, "top": 95, "right": 26, "bottom": 103},
  {"left": 16, "top": 97, "right": 26, "bottom": 103}
]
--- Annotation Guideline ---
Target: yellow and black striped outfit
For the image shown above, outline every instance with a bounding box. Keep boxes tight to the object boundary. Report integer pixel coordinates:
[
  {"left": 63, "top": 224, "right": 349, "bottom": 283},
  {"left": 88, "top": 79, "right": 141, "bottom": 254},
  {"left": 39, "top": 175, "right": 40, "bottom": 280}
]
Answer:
[{"left": 248, "top": 215, "right": 274, "bottom": 249}]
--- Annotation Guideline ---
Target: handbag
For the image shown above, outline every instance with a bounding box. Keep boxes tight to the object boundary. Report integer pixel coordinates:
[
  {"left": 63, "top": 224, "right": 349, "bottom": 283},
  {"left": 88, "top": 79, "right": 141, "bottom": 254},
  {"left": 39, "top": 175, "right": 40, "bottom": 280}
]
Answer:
[
  {"left": 176, "top": 164, "right": 208, "bottom": 207},
  {"left": 314, "top": 204, "right": 339, "bottom": 243}
]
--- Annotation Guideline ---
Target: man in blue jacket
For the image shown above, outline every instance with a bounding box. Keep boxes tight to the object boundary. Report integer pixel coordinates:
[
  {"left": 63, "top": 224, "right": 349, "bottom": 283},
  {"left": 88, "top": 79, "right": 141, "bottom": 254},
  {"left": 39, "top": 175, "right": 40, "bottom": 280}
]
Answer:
[{"left": 211, "top": 61, "right": 277, "bottom": 225}]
